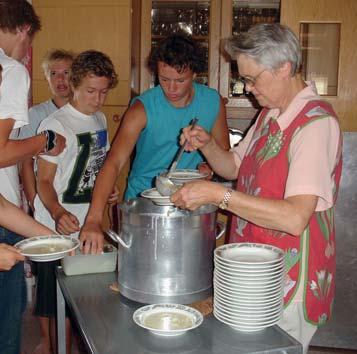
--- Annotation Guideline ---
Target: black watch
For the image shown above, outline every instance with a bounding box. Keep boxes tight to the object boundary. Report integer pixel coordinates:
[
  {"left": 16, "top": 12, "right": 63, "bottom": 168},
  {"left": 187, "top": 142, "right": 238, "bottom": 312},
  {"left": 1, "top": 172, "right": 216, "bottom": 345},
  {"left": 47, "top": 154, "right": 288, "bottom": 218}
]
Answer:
[{"left": 41, "top": 130, "right": 57, "bottom": 153}]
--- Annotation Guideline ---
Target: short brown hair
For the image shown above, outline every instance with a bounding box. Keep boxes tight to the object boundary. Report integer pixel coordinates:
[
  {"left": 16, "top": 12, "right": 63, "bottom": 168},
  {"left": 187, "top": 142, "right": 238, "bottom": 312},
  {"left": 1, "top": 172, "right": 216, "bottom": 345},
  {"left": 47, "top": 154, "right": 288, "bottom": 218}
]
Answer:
[
  {"left": 148, "top": 34, "right": 206, "bottom": 75},
  {"left": 41, "top": 49, "right": 76, "bottom": 77},
  {"left": 70, "top": 50, "right": 118, "bottom": 89},
  {"left": 0, "top": 0, "right": 41, "bottom": 37}
]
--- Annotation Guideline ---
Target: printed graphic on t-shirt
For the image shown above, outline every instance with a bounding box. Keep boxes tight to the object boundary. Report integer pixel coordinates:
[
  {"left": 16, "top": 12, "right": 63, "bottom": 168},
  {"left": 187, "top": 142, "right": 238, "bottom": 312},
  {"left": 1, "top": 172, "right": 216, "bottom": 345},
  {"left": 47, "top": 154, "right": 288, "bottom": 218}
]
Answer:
[{"left": 63, "top": 130, "right": 107, "bottom": 204}]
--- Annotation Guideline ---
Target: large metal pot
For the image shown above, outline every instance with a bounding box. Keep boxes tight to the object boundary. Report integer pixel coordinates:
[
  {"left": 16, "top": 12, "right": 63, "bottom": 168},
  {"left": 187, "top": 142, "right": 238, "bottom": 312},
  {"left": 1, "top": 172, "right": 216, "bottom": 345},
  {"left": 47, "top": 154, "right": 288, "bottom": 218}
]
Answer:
[{"left": 107, "top": 197, "right": 225, "bottom": 304}]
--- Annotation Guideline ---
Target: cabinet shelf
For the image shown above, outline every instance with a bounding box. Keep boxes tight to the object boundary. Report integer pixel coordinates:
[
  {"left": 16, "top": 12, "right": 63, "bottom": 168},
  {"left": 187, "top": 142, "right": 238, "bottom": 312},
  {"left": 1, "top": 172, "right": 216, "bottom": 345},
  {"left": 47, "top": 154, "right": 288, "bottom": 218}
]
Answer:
[
  {"left": 152, "top": 34, "right": 208, "bottom": 41},
  {"left": 135, "top": 0, "right": 280, "bottom": 121}
]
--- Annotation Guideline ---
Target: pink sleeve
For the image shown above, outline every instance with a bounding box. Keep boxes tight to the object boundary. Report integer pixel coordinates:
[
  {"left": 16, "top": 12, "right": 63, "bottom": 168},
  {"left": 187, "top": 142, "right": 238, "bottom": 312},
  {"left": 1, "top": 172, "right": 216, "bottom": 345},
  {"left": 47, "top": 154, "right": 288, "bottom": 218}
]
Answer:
[{"left": 285, "top": 117, "right": 341, "bottom": 211}]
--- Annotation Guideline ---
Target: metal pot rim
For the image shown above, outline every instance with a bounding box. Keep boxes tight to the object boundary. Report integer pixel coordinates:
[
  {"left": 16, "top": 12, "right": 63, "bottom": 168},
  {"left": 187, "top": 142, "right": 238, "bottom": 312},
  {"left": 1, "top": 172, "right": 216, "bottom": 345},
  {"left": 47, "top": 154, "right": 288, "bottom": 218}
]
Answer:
[{"left": 118, "top": 197, "right": 217, "bottom": 216}]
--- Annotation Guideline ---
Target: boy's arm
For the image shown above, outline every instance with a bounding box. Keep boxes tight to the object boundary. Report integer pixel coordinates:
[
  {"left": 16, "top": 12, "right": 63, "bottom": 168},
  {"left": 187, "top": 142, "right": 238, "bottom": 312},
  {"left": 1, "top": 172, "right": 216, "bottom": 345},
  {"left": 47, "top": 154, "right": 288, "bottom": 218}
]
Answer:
[
  {"left": 0, "top": 119, "right": 66, "bottom": 167},
  {"left": 0, "top": 194, "right": 53, "bottom": 237},
  {"left": 19, "top": 157, "right": 36, "bottom": 210},
  {"left": 36, "top": 158, "right": 80, "bottom": 235},
  {"left": 80, "top": 101, "right": 147, "bottom": 254}
]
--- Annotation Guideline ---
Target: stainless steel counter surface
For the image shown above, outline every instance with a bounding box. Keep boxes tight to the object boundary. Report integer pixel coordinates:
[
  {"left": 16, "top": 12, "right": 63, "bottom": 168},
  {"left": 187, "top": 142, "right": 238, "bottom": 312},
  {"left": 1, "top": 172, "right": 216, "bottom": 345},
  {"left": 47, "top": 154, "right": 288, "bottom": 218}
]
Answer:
[{"left": 56, "top": 268, "right": 302, "bottom": 354}]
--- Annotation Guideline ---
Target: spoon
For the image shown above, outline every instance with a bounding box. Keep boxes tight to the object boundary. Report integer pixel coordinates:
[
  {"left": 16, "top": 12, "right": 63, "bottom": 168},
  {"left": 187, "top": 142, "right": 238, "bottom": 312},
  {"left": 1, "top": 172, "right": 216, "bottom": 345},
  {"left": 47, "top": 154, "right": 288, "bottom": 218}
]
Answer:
[
  {"left": 155, "top": 174, "right": 179, "bottom": 197},
  {"left": 156, "top": 118, "right": 198, "bottom": 196}
]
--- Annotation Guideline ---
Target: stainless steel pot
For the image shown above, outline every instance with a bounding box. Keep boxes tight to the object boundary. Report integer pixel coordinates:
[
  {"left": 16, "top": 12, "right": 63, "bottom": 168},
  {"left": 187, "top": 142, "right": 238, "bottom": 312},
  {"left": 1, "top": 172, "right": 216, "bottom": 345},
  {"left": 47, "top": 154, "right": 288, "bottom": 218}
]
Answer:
[{"left": 107, "top": 197, "right": 225, "bottom": 304}]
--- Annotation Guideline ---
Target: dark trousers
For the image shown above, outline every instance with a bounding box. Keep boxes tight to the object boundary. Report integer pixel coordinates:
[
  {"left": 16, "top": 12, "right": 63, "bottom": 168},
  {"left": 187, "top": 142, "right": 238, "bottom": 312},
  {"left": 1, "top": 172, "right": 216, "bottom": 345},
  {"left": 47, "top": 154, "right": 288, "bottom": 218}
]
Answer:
[{"left": 0, "top": 227, "right": 26, "bottom": 354}]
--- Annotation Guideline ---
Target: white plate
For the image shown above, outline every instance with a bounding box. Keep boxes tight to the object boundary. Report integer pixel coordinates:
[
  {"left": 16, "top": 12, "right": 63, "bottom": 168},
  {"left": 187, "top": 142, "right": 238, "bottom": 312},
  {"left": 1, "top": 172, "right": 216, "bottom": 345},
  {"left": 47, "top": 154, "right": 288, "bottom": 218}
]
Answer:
[
  {"left": 214, "top": 260, "right": 285, "bottom": 274},
  {"left": 215, "top": 243, "right": 285, "bottom": 265},
  {"left": 168, "top": 169, "right": 209, "bottom": 184},
  {"left": 213, "top": 295, "right": 283, "bottom": 311},
  {"left": 214, "top": 277, "right": 284, "bottom": 291},
  {"left": 214, "top": 261, "right": 285, "bottom": 275},
  {"left": 15, "top": 235, "right": 79, "bottom": 262},
  {"left": 214, "top": 269, "right": 284, "bottom": 283},
  {"left": 214, "top": 291, "right": 283, "bottom": 305},
  {"left": 214, "top": 276, "right": 284, "bottom": 289},
  {"left": 214, "top": 308, "right": 281, "bottom": 326},
  {"left": 213, "top": 309, "right": 280, "bottom": 332},
  {"left": 141, "top": 188, "right": 174, "bottom": 206},
  {"left": 214, "top": 304, "right": 282, "bottom": 322},
  {"left": 214, "top": 285, "right": 283, "bottom": 301},
  {"left": 133, "top": 303, "right": 203, "bottom": 336}
]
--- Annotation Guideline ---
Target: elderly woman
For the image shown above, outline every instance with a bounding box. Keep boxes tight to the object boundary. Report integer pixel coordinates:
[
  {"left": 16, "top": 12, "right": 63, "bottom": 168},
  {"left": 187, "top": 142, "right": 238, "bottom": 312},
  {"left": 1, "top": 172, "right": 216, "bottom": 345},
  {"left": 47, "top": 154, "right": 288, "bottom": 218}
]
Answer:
[{"left": 171, "top": 23, "right": 342, "bottom": 353}]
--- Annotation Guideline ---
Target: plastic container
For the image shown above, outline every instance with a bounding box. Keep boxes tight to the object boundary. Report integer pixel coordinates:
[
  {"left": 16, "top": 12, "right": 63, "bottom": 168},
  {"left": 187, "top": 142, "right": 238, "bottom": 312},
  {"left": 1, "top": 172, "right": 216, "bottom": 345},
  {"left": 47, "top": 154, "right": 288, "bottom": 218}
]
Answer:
[{"left": 61, "top": 244, "right": 117, "bottom": 276}]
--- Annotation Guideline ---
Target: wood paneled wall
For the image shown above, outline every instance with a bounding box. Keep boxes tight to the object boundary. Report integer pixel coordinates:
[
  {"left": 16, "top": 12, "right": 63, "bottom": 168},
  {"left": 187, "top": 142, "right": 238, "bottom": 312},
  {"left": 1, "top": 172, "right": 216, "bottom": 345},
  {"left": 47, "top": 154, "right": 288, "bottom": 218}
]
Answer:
[
  {"left": 32, "top": 0, "right": 132, "bottom": 225},
  {"left": 32, "top": 0, "right": 131, "bottom": 107},
  {"left": 281, "top": 0, "right": 357, "bottom": 131}
]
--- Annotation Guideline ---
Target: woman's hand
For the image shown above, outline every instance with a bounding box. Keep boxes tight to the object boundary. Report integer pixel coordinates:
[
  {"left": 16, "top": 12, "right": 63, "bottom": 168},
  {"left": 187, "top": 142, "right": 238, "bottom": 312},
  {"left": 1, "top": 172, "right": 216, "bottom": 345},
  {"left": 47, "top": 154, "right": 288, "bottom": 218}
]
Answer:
[
  {"left": 181, "top": 125, "right": 212, "bottom": 152},
  {"left": 170, "top": 180, "right": 226, "bottom": 211}
]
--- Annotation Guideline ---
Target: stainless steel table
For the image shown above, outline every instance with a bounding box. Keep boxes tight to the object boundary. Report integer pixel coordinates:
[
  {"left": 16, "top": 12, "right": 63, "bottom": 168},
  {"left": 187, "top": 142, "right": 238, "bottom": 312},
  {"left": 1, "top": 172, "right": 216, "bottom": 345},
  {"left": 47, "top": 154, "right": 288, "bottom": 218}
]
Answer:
[{"left": 56, "top": 268, "right": 302, "bottom": 354}]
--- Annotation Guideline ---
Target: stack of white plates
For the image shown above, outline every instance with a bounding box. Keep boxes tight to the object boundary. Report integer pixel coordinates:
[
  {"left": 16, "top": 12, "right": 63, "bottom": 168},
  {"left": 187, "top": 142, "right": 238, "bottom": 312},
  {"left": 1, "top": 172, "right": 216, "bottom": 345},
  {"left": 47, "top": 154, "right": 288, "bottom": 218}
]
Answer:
[{"left": 213, "top": 243, "right": 285, "bottom": 332}]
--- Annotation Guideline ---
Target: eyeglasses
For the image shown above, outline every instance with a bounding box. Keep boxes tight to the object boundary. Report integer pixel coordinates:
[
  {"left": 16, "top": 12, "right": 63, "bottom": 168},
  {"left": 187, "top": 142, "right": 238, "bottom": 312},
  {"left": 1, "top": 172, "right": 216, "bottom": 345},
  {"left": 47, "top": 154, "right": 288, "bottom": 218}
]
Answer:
[{"left": 238, "top": 68, "right": 268, "bottom": 87}]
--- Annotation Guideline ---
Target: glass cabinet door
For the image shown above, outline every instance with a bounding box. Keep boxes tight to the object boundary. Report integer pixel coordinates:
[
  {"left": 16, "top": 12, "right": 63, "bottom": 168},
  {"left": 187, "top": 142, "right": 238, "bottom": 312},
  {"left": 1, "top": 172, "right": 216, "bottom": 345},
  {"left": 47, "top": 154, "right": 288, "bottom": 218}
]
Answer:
[
  {"left": 151, "top": 1, "right": 210, "bottom": 87},
  {"left": 220, "top": 0, "right": 280, "bottom": 117},
  {"left": 138, "top": 0, "right": 221, "bottom": 93}
]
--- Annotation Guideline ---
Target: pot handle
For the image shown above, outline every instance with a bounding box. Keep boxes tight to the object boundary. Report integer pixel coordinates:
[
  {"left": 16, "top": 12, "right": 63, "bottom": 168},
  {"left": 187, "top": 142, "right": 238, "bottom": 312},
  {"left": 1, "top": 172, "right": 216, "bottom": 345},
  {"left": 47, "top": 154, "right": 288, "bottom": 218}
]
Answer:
[
  {"left": 106, "top": 229, "right": 131, "bottom": 249},
  {"left": 216, "top": 220, "right": 226, "bottom": 240}
]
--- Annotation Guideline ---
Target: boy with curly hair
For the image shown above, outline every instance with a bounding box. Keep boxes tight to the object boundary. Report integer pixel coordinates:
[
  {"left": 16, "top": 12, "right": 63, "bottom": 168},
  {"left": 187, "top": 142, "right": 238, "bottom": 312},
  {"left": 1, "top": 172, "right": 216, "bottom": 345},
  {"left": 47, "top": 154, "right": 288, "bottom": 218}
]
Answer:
[{"left": 34, "top": 50, "right": 118, "bottom": 354}]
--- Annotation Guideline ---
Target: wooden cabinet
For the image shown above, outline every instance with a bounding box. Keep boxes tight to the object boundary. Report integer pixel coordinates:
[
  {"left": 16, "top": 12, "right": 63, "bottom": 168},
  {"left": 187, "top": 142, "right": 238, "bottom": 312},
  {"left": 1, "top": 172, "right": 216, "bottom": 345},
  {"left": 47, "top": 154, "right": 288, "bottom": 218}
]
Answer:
[
  {"left": 280, "top": 0, "right": 357, "bottom": 132},
  {"left": 219, "top": 0, "right": 279, "bottom": 129},
  {"left": 133, "top": 0, "right": 279, "bottom": 131},
  {"left": 133, "top": 0, "right": 221, "bottom": 94}
]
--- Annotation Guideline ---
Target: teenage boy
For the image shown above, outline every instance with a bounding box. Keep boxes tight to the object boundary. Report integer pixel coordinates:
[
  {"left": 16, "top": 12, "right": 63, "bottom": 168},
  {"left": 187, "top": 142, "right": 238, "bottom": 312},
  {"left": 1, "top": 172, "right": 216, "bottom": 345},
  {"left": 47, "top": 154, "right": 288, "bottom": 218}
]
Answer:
[
  {"left": 20, "top": 49, "right": 75, "bottom": 211},
  {"left": 0, "top": 63, "right": 53, "bottom": 274},
  {"left": 34, "top": 50, "right": 118, "bottom": 354},
  {"left": 18, "top": 48, "right": 74, "bottom": 354},
  {"left": 80, "top": 34, "right": 230, "bottom": 254},
  {"left": 0, "top": 2, "right": 65, "bottom": 353}
]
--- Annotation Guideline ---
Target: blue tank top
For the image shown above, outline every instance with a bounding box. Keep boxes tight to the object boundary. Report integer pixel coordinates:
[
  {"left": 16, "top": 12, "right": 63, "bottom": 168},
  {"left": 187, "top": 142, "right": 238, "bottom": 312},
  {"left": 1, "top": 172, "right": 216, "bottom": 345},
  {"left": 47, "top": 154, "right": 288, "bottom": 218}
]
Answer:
[{"left": 124, "top": 82, "right": 220, "bottom": 200}]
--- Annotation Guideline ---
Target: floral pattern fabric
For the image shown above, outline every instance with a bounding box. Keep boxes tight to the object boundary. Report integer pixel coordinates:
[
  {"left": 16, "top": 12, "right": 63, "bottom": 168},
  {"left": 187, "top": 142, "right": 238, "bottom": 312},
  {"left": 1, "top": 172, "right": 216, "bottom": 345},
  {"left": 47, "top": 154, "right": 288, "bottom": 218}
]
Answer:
[{"left": 229, "top": 100, "right": 342, "bottom": 325}]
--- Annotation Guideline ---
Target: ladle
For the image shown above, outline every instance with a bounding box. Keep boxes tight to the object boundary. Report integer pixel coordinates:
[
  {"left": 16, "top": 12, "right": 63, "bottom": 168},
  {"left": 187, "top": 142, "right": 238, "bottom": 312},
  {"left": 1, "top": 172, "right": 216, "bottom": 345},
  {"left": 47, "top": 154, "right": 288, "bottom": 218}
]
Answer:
[{"left": 156, "top": 118, "right": 198, "bottom": 196}]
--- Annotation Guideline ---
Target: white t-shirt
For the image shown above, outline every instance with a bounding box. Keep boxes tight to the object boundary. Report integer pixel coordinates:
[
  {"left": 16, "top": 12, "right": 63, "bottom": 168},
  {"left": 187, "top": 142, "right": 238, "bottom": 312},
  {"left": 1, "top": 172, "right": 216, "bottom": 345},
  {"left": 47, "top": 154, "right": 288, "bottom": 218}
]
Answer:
[
  {"left": 0, "top": 48, "right": 30, "bottom": 206},
  {"left": 34, "top": 103, "right": 109, "bottom": 236}
]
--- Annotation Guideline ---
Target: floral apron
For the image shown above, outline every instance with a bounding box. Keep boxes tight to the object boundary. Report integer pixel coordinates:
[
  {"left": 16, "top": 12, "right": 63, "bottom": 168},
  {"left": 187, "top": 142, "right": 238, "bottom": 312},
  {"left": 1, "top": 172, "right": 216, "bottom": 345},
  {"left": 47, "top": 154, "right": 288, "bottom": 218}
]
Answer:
[{"left": 229, "top": 100, "right": 342, "bottom": 325}]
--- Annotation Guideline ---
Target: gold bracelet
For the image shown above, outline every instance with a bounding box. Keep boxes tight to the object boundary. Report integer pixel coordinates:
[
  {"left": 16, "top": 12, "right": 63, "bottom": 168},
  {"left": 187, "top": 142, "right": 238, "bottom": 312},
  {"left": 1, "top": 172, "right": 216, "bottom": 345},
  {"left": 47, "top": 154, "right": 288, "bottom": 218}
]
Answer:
[{"left": 218, "top": 189, "right": 233, "bottom": 210}]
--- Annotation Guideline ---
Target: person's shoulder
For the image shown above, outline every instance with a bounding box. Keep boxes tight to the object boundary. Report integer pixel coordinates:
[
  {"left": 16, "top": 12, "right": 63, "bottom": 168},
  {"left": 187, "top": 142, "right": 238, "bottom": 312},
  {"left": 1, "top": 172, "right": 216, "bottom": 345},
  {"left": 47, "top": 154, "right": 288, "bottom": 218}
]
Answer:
[
  {"left": 195, "top": 82, "right": 218, "bottom": 93},
  {"left": 40, "top": 104, "right": 68, "bottom": 125},
  {"left": 37, "top": 112, "right": 65, "bottom": 133},
  {"left": 194, "top": 82, "right": 219, "bottom": 98},
  {"left": 29, "top": 99, "right": 53, "bottom": 114},
  {"left": 0, "top": 54, "right": 27, "bottom": 76},
  {"left": 132, "top": 86, "right": 160, "bottom": 104}
]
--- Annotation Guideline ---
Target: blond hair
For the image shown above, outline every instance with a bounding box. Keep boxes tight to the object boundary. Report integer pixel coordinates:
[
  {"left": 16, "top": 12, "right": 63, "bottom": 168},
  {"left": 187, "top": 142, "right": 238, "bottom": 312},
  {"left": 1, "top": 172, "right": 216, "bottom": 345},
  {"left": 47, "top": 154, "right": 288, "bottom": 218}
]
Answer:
[{"left": 41, "top": 49, "right": 75, "bottom": 77}]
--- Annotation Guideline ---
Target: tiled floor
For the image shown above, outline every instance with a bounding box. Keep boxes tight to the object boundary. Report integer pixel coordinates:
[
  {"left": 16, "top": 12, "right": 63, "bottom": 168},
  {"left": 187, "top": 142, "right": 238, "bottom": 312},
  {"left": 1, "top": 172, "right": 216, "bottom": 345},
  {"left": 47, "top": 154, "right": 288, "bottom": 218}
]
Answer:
[
  {"left": 21, "top": 281, "right": 356, "bottom": 354},
  {"left": 21, "top": 283, "right": 84, "bottom": 354}
]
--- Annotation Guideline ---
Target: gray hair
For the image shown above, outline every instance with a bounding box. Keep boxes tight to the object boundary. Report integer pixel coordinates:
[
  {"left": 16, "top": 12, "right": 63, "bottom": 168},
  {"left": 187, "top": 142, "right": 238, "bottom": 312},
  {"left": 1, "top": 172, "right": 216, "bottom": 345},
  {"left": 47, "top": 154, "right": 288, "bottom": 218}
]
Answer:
[{"left": 224, "top": 23, "right": 302, "bottom": 75}]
